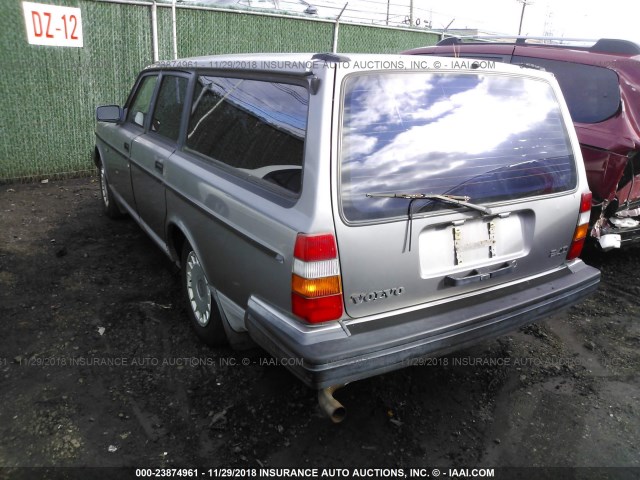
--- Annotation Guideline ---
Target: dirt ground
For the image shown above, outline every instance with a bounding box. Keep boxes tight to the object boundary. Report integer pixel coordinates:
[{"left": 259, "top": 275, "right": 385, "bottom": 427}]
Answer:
[{"left": 1, "top": 177, "right": 639, "bottom": 478}]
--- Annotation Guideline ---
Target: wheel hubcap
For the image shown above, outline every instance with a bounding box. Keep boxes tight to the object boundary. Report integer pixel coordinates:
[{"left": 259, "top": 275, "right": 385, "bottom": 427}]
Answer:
[{"left": 185, "top": 251, "right": 211, "bottom": 327}]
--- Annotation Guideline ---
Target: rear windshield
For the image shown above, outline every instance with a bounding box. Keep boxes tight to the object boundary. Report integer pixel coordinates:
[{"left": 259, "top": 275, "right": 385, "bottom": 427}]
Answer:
[
  {"left": 340, "top": 72, "right": 577, "bottom": 222},
  {"left": 512, "top": 56, "right": 621, "bottom": 124}
]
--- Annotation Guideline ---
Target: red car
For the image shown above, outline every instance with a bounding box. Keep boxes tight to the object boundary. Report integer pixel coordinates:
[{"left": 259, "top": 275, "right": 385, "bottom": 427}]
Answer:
[{"left": 404, "top": 37, "right": 640, "bottom": 250}]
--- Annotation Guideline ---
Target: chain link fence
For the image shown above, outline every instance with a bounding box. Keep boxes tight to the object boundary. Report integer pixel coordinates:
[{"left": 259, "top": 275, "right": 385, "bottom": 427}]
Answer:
[{"left": 0, "top": 0, "right": 437, "bottom": 182}]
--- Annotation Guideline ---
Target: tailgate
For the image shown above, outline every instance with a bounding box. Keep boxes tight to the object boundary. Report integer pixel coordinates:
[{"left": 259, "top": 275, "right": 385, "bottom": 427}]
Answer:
[{"left": 333, "top": 69, "right": 581, "bottom": 318}]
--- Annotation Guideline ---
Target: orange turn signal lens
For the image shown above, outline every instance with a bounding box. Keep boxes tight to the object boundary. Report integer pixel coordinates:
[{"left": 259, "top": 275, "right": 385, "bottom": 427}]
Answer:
[
  {"left": 573, "top": 223, "right": 589, "bottom": 241},
  {"left": 292, "top": 274, "right": 342, "bottom": 298}
]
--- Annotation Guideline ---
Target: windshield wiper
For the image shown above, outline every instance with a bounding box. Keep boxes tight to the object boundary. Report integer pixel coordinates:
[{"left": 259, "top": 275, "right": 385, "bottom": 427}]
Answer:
[
  {"left": 366, "top": 193, "right": 493, "bottom": 252},
  {"left": 366, "top": 193, "right": 493, "bottom": 215}
]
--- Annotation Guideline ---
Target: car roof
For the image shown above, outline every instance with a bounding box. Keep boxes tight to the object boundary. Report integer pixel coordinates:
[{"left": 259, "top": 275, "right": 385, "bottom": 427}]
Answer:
[
  {"left": 404, "top": 37, "right": 640, "bottom": 67},
  {"left": 406, "top": 37, "right": 640, "bottom": 53},
  {"left": 404, "top": 39, "right": 640, "bottom": 87}
]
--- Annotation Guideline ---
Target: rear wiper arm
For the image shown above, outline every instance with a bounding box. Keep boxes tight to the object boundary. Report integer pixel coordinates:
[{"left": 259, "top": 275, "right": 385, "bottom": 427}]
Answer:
[{"left": 366, "top": 192, "right": 493, "bottom": 215}]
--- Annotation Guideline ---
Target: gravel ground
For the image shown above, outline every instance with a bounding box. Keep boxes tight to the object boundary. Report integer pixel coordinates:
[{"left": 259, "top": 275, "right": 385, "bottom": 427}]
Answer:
[{"left": 0, "top": 177, "right": 639, "bottom": 479}]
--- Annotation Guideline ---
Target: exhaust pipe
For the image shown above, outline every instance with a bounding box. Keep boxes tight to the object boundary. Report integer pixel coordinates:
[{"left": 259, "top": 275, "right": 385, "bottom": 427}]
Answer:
[{"left": 318, "top": 385, "right": 346, "bottom": 423}]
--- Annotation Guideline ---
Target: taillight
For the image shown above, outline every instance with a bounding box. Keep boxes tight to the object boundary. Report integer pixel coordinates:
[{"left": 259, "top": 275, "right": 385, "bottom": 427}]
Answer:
[
  {"left": 292, "top": 233, "right": 343, "bottom": 323},
  {"left": 567, "top": 192, "right": 592, "bottom": 260}
]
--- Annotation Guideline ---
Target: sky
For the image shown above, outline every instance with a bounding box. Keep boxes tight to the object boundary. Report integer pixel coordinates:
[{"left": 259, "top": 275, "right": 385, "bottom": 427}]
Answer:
[{"left": 271, "top": 0, "right": 640, "bottom": 45}]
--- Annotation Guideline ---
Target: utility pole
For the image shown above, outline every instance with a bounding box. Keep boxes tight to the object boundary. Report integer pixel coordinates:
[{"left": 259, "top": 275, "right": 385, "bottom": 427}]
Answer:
[
  {"left": 517, "top": 0, "right": 534, "bottom": 35},
  {"left": 542, "top": 8, "right": 554, "bottom": 39},
  {"left": 332, "top": 3, "right": 348, "bottom": 53},
  {"left": 386, "top": 0, "right": 390, "bottom": 26},
  {"left": 409, "top": 0, "right": 414, "bottom": 26}
]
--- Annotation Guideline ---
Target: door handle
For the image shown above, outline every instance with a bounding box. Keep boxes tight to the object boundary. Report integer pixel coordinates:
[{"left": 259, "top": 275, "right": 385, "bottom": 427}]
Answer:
[
  {"left": 444, "top": 260, "right": 517, "bottom": 287},
  {"left": 124, "top": 142, "right": 130, "bottom": 152},
  {"left": 155, "top": 160, "right": 164, "bottom": 173}
]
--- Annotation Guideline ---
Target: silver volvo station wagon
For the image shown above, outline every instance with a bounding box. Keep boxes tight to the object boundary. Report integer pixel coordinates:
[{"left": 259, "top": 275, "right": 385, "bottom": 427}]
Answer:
[{"left": 94, "top": 53, "right": 600, "bottom": 421}]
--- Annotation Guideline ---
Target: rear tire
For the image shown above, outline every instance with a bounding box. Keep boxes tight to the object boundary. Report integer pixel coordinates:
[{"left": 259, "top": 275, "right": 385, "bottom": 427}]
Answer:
[
  {"left": 98, "top": 162, "right": 123, "bottom": 219},
  {"left": 181, "top": 242, "right": 226, "bottom": 346}
]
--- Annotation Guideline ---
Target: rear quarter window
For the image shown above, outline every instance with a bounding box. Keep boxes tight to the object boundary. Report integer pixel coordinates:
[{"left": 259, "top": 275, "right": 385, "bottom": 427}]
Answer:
[
  {"left": 340, "top": 72, "right": 577, "bottom": 222},
  {"left": 185, "top": 75, "right": 308, "bottom": 195},
  {"left": 512, "top": 56, "right": 621, "bottom": 123}
]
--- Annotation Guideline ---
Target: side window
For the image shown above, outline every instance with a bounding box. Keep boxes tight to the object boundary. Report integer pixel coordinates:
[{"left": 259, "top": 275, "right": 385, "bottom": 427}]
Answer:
[
  {"left": 126, "top": 75, "right": 158, "bottom": 128},
  {"left": 151, "top": 75, "right": 189, "bottom": 142},
  {"left": 186, "top": 75, "right": 308, "bottom": 194},
  {"left": 512, "top": 56, "right": 621, "bottom": 123}
]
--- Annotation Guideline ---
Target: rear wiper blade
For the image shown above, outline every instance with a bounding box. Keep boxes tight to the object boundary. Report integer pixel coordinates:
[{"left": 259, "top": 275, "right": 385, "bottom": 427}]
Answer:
[{"left": 366, "top": 192, "right": 493, "bottom": 215}]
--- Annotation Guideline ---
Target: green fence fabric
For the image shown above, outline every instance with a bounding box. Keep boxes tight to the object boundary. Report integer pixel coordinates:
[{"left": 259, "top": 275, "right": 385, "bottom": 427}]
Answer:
[
  {"left": 339, "top": 22, "right": 437, "bottom": 53},
  {"left": 0, "top": 0, "right": 437, "bottom": 182}
]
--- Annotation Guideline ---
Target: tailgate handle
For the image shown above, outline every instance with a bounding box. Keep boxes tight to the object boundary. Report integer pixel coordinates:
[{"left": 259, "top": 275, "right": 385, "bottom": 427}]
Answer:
[{"left": 444, "top": 260, "right": 517, "bottom": 287}]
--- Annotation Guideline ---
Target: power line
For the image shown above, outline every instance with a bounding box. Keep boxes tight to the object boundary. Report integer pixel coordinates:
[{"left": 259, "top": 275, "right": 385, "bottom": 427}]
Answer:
[{"left": 197, "top": 0, "right": 499, "bottom": 31}]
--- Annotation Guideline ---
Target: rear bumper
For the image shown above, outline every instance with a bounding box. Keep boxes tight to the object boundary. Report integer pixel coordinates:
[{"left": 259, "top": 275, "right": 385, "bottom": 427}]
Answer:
[{"left": 246, "top": 261, "right": 600, "bottom": 389}]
